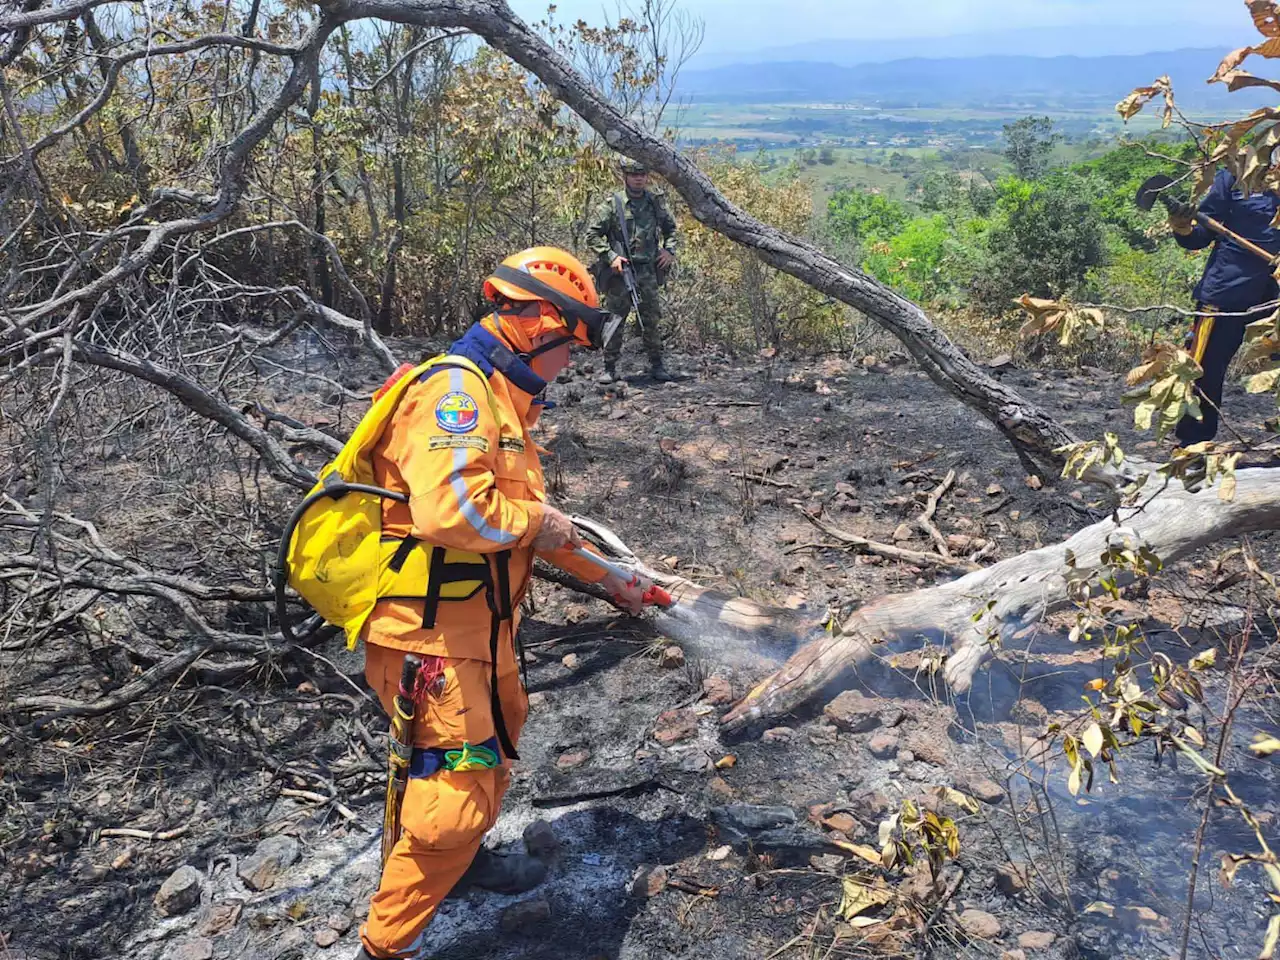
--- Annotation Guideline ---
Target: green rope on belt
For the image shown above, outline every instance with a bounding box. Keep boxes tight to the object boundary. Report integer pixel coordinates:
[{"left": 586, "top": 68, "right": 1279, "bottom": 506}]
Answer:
[{"left": 444, "top": 742, "right": 500, "bottom": 771}]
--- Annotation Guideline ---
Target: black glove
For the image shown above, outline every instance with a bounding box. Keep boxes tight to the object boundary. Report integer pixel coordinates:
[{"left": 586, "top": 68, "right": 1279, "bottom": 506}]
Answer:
[{"left": 1166, "top": 197, "right": 1196, "bottom": 235}]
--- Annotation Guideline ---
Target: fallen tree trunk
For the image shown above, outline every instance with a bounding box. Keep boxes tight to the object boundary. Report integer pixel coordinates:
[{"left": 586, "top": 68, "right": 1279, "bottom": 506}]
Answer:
[
  {"left": 716, "top": 469, "right": 1280, "bottom": 730},
  {"left": 324, "top": 0, "right": 1080, "bottom": 466}
]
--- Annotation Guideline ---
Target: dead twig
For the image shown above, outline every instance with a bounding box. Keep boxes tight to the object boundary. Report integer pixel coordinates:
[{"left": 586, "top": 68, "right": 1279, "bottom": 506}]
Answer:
[
  {"left": 731, "top": 471, "right": 796, "bottom": 489},
  {"left": 795, "top": 506, "right": 978, "bottom": 573},
  {"left": 916, "top": 469, "right": 955, "bottom": 559},
  {"left": 98, "top": 825, "right": 191, "bottom": 842},
  {"left": 281, "top": 788, "right": 358, "bottom": 822}
]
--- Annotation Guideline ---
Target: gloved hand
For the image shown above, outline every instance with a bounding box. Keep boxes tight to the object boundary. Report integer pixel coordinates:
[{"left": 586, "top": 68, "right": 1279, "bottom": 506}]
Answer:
[
  {"left": 602, "top": 571, "right": 650, "bottom": 615},
  {"left": 1167, "top": 198, "right": 1196, "bottom": 235},
  {"left": 532, "top": 506, "right": 583, "bottom": 551}
]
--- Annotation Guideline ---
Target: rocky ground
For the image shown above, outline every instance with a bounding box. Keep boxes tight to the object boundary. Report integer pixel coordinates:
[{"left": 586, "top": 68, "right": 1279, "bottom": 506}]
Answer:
[{"left": 3, "top": 343, "right": 1279, "bottom": 960}]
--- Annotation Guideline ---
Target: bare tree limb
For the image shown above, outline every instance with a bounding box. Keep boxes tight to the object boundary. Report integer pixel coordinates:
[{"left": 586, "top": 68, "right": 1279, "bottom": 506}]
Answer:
[{"left": 70, "top": 341, "right": 317, "bottom": 488}]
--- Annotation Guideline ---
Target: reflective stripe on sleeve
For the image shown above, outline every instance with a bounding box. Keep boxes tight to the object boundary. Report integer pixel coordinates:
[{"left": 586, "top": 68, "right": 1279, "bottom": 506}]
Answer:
[{"left": 445, "top": 367, "right": 518, "bottom": 546}]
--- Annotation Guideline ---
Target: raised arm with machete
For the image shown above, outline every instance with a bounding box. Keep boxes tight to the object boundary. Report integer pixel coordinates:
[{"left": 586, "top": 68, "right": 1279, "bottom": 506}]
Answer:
[{"left": 1137, "top": 173, "right": 1280, "bottom": 267}]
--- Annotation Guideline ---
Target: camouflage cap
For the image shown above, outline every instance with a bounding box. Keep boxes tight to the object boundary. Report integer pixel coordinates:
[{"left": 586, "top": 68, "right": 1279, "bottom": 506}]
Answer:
[{"left": 619, "top": 157, "right": 648, "bottom": 175}]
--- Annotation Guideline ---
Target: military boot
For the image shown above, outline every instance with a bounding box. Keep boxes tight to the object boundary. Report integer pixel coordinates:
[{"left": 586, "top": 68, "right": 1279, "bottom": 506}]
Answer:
[
  {"left": 456, "top": 846, "right": 547, "bottom": 894},
  {"left": 649, "top": 358, "right": 675, "bottom": 383},
  {"left": 597, "top": 361, "right": 619, "bottom": 385}
]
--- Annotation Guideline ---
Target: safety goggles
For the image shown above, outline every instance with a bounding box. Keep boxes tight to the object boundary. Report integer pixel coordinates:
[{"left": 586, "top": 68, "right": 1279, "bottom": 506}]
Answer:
[{"left": 490, "top": 265, "right": 622, "bottom": 350}]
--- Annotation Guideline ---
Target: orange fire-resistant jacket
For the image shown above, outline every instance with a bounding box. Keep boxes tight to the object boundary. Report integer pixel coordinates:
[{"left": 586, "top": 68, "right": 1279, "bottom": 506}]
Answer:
[{"left": 359, "top": 359, "right": 607, "bottom": 664}]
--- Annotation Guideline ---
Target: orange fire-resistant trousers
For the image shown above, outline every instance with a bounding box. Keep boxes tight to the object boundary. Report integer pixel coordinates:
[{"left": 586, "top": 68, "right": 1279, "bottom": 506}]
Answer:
[{"left": 359, "top": 640, "right": 528, "bottom": 959}]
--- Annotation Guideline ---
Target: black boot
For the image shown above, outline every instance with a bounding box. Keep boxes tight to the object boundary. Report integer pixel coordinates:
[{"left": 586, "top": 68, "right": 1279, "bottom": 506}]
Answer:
[
  {"left": 457, "top": 846, "right": 547, "bottom": 894},
  {"left": 649, "top": 358, "right": 674, "bottom": 383}
]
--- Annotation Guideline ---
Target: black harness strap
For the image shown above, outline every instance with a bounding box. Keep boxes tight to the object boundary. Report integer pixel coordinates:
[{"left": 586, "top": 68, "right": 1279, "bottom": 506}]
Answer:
[
  {"left": 486, "top": 549, "right": 519, "bottom": 761},
  {"left": 388, "top": 535, "right": 418, "bottom": 573},
  {"left": 421, "top": 546, "right": 448, "bottom": 630}
]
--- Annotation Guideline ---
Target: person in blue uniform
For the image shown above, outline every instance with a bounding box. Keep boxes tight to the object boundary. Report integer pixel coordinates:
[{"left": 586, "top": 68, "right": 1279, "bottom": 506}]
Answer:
[{"left": 1168, "top": 169, "right": 1280, "bottom": 444}]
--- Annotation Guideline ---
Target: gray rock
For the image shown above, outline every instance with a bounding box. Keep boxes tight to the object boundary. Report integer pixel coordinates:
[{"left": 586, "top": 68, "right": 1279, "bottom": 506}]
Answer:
[
  {"left": 1018, "top": 930, "right": 1056, "bottom": 950},
  {"left": 238, "top": 835, "right": 300, "bottom": 892},
  {"left": 629, "top": 864, "right": 668, "bottom": 898},
  {"left": 523, "top": 820, "right": 560, "bottom": 860},
  {"left": 867, "top": 733, "right": 899, "bottom": 758},
  {"left": 711, "top": 804, "right": 797, "bottom": 838},
  {"left": 314, "top": 929, "right": 340, "bottom": 948},
  {"left": 678, "top": 752, "right": 714, "bottom": 773},
  {"left": 968, "top": 778, "right": 1006, "bottom": 805},
  {"left": 761, "top": 726, "right": 797, "bottom": 743},
  {"left": 154, "top": 865, "right": 202, "bottom": 917},
  {"left": 326, "top": 912, "right": 353, "bottom": 934},
  {"left": 659, "top": 645, "right": 686, "bottom": 668},
  {"left": 823, "top": 690, "right": 895, "bottom": 733},
  {"left": 959, "top": 908, "right": 1002, "bottom": 940}
]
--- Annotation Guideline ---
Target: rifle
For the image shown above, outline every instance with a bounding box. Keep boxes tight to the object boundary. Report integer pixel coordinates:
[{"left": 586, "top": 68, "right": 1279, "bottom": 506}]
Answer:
[{"left": 612, "top": 193, "right": 645, "bottom": 331}]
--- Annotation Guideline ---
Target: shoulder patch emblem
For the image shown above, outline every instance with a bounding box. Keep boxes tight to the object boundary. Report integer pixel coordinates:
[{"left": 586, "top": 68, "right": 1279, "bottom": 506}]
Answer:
[
  {"left": 429, "top": 435, "right": 490, "bottom": 453},
  {"left": 435, "top": 392, "right": 479, "bottom": 434},
  {"left": 498, "top": 437, "right": 526, "bottom": 454}
]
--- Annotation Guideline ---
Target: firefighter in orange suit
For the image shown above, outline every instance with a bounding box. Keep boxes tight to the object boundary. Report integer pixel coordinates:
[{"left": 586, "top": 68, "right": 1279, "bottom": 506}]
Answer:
[{"left": 355, "top": 247, "right": 650, "bottom": 959}]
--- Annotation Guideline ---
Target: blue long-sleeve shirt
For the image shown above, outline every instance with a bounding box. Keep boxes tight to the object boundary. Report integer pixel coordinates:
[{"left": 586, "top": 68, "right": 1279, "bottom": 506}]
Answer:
[{"left": 1176, "top": 168, "right": 1280, "bottom": 311}]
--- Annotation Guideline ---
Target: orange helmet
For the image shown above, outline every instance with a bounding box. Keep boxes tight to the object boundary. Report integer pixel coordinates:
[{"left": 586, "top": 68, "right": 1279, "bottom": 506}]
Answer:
[{"left": 483, "top": 246, "right": 611, "bottom": 349}]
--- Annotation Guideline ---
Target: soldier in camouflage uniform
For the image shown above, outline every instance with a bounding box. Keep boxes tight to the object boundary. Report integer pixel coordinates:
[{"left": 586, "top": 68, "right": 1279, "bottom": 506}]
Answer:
[{"left": 584, "top": 157, "right": 680, "bottom": 382}]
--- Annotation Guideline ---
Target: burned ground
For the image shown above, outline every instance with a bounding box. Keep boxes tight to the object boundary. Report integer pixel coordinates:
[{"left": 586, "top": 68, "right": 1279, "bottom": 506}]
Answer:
[{"left": 2, "top": 344, "right": 1278, "bottom": 960}]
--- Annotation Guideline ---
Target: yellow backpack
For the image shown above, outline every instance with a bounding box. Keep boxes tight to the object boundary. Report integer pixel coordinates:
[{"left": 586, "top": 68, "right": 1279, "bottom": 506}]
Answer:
[{"left": 273, "top": 355, "right": 502, "bottom": 649}]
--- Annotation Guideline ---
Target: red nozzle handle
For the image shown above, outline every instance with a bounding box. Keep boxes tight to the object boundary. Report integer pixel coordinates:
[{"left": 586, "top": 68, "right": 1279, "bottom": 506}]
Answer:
[{"left": 642, "top": 584, "right": 673, "bottom": 608}]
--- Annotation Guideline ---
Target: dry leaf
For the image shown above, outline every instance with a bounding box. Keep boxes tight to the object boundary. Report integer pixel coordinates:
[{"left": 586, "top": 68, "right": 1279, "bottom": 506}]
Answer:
[
  {"left": 1082, "top": 722, "right": 1104, "bottom": 759},
  {"left": 839, "top": 876, "right": 893, "bottom": 920},
  {"left": 828, "top": 838, "right": 884, "bottom": 866},
  {"left": 1251, "top": 734, "right": 1280, "bottom": 757},
  {"left": 1189, "top": 648, "right": 1217, "bottom": 671},
  {"left": 1252, "top": 0, "right": 1280, "bottom": 38},
  {"left": 1210, "top": 45, "right": 1255, "bottom": 82}
]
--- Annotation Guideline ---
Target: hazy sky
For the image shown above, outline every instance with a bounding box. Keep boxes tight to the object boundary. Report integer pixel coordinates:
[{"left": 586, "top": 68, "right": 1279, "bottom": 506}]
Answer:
[{"left": 507, "top": 0, "right": 1239, "bottom": 55}]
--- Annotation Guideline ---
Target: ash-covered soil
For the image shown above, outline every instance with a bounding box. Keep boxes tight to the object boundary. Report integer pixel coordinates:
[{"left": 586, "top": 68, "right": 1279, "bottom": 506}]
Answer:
[{"left": 3, "top": 343, "right": 1278, "bottom": 960}]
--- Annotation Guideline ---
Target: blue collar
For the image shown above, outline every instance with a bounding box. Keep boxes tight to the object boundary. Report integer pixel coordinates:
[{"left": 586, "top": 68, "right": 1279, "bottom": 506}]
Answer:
[{"left": 447, "top": 321, "right": 549, "bottom": 401}]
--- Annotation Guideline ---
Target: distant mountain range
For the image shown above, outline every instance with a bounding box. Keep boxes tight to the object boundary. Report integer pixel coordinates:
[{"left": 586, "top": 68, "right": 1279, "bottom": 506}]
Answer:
[
  {"left": 676, "top": 48, "right": 1261, "bottom": 112},
  {"left": 688, "top": 24, "right": 1246, "bottom": 70}
]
